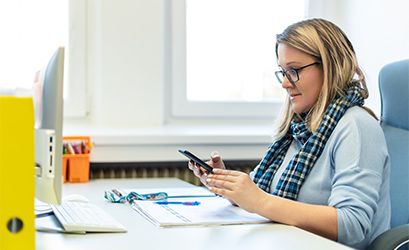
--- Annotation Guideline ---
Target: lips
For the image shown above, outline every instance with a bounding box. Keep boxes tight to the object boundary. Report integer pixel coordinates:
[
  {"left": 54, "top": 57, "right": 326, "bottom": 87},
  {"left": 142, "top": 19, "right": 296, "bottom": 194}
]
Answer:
[{"left": 289, "top": 93, "right": 301, "bottom": 102}]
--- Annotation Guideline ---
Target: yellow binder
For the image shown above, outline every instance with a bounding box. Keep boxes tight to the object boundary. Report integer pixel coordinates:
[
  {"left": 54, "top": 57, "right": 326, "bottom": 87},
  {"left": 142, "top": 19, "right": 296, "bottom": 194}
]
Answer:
[{"left": 0, "top": 96, "right": 35, "bottom": 250}]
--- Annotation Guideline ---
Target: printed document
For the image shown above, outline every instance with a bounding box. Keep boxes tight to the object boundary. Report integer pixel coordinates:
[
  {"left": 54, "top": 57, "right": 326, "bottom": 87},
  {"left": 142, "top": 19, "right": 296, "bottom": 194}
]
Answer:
[{"left": 122, "top": 187, "right": 270, "bottom": 227}]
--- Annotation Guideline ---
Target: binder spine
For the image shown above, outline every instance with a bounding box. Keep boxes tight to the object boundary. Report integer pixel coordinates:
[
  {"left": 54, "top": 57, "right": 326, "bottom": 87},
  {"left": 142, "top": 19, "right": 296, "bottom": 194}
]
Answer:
[{"left": 0, "top": 96, "right": 35, "bottom": 250}]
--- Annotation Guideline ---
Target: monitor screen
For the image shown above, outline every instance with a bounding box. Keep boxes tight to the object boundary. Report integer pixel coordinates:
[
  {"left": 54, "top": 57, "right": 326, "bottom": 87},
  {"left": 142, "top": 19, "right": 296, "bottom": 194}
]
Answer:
[{"left": 33, "top": 47, "right": 64, "bottom": 205}]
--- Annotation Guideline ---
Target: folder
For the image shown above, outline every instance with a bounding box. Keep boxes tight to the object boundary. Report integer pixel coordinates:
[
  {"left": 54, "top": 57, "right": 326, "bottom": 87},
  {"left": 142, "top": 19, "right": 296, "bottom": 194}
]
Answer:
[{"left": 0, "top": 96, "right": 35, "bottom": 250}]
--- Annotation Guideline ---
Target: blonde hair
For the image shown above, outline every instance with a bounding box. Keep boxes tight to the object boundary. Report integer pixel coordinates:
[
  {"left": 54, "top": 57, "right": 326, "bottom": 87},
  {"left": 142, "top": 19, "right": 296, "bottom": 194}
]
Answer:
[{"left": 274, "top": 18, "right": 375, "bottom": 139}]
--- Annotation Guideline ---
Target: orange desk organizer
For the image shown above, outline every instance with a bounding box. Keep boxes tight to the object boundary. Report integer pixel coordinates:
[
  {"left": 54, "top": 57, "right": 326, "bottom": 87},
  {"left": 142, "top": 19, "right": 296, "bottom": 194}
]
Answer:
[{"left": 63, "top": 136, "right": 91, "bottom": 183}]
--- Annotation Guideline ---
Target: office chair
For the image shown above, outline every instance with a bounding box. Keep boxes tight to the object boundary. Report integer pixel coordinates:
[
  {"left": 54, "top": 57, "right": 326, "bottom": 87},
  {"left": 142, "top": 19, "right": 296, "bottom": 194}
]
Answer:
[{"left": 368, "top": 59, "right": 409, "bottom": 250}]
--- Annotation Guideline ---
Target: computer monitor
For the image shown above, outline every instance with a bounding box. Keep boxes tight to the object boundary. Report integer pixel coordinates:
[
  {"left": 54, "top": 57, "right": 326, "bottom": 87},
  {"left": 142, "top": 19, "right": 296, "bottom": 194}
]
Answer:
[{"left": 33, "top": 47, "right": 64, "bottom": 205}]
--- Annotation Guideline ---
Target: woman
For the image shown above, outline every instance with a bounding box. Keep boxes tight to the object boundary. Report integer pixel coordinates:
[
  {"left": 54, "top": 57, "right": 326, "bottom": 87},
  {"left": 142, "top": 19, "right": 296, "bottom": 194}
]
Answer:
[{"left": 188, "top": 18, "right": 390, "bottom": 249}]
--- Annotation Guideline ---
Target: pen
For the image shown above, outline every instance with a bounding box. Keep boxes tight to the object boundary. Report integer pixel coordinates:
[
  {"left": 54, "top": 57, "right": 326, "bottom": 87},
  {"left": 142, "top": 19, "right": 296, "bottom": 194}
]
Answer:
[{"left": 155, "top": 201, "right": 201, "bottom": 206}]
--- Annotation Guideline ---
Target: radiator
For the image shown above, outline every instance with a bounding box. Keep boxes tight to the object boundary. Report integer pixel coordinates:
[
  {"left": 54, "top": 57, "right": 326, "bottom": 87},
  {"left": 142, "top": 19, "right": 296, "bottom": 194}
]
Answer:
[{"left": 90, "top": 160, "right": 258, "bottom": 186}]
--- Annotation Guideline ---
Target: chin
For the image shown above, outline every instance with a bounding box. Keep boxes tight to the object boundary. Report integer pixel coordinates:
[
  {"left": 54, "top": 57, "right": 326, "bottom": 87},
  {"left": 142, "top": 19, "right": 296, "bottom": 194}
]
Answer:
[{"left": 291, "top": 105, "right": 305, "bottom": 114}]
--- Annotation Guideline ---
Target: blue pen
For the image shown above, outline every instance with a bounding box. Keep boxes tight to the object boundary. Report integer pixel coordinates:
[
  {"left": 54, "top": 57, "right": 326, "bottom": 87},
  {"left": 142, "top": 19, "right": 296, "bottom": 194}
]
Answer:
[{"left": 155, "top": 201, "right": 201, "bottom": 206}]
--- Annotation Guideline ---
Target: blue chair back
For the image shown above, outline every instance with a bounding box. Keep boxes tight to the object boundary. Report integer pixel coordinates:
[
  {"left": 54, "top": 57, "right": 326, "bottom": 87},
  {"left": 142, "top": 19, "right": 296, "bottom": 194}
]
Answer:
[{"left": 379, "top": 59, "right": 409, "bottom": 228}]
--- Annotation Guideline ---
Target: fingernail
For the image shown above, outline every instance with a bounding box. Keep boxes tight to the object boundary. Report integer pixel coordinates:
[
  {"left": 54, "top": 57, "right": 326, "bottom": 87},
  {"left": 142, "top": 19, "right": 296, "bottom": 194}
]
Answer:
[{"left": 206, "top": 178, "right": 211, "bottom": 183}]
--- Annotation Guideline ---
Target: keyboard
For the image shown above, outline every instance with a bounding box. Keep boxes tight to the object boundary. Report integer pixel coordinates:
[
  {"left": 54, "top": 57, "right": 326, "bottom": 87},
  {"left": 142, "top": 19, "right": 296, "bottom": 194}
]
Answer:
[{"left": 51, "top": 201, "right": 127, "bottom": 233}]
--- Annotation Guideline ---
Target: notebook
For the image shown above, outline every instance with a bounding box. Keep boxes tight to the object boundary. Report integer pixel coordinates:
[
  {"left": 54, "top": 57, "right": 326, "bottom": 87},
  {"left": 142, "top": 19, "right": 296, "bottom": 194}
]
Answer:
[{"left": 121, "top": 187, "right": 271, "bottom": 227}]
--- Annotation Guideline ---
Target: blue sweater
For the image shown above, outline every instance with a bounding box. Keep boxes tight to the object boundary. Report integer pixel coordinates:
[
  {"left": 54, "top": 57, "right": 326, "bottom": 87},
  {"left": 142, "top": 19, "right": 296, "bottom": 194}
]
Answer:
[{"left": 251, "top": 106, "right": 391, "bottom": 249}]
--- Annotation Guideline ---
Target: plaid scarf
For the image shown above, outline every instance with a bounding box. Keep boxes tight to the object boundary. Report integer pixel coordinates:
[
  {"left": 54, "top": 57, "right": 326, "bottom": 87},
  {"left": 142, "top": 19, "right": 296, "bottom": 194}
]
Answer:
[{"left": 253, "top": 85, "right": 365, "bottom": 200}]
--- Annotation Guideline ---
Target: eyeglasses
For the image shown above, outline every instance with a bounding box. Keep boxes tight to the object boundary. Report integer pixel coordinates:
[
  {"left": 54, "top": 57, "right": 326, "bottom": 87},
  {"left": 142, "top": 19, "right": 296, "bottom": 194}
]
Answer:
[{"left": 275, "top": 62, "right": 320, "bottom": 85}]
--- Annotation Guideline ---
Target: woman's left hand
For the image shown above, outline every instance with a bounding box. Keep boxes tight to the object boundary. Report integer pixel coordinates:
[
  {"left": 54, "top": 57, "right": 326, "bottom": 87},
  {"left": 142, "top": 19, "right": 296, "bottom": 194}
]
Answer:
[{"left": 206, "top": 168, "right": 266, "bottom": 213}]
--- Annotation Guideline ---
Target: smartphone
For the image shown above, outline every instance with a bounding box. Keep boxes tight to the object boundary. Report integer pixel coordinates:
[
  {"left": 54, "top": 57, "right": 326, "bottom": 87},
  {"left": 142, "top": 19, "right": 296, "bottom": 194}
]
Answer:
[{"left": 178, "top": 149, "right": 213, "bottom": 173}]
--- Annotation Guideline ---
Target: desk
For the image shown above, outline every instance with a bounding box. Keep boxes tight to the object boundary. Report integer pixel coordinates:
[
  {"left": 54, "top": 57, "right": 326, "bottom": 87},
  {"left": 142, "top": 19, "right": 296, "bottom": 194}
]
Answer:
[{"left": 36, "top": 178, "right": 351, "bottom": 250}]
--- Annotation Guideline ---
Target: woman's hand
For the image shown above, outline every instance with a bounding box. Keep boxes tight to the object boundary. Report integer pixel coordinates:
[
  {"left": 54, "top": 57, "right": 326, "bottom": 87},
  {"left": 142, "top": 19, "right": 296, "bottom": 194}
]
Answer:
[
  {"left": 187, "top": 151, "right": 226, "bottom": 187},
  {"left": 206, "top": 169, "right": 267, "bottom": 213}
]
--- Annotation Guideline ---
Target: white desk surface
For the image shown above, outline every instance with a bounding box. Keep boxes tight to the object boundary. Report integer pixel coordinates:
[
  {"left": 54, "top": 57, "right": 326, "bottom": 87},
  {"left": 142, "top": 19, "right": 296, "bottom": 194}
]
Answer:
[{"left": 36, "top": 178, "right": 351, "bottom": 250}]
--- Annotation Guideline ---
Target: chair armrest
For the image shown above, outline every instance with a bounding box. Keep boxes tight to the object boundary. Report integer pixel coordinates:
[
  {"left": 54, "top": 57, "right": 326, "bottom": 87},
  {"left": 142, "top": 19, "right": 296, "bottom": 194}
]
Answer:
[{"left": 368, "top": 224, "right": 409, "bottom": 250}]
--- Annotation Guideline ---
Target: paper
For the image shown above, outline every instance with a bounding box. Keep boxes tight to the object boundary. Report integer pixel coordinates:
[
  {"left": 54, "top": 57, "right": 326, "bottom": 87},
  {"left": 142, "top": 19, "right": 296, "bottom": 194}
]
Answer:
[
  {"left": 124, "top": 187, "right": 270, "bottom": 227},
  {"left": 35, "top": 215, "right": 66, "bottom": 233},
  {"left": 0, "top": 87, "right": 33, "bottom": 97}
]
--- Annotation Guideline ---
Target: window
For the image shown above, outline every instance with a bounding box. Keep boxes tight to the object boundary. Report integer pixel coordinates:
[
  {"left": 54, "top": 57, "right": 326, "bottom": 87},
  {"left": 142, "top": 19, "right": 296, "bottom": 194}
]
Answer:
[
  {"left": 170, "top": 0, "right": 306, "bottom": 118},
  {"left": 0, "top": 0, "right": 87, "bottom": 117}
]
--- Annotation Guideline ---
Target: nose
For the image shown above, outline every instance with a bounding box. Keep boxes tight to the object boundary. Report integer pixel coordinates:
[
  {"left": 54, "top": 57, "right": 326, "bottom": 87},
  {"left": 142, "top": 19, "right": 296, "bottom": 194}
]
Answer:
[{"left": 281, "top": 76, "right": 294, "bottom": 89}]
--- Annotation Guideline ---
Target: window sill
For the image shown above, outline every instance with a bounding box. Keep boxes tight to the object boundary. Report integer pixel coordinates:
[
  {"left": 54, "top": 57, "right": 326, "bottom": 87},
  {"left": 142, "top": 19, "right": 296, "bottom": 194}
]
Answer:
[{"left": 63, "top": 122, "right": 274, "bottom": 162}]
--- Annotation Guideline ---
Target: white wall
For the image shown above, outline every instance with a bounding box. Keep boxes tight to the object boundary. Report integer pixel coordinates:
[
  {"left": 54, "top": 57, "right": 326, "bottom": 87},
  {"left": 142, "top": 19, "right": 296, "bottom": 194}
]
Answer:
[
  {"left": 86, "top": 0, "right": 165, "bottom": 128},
  {"left": 65, "top": 0, "right": 409, "bottom": 162}
]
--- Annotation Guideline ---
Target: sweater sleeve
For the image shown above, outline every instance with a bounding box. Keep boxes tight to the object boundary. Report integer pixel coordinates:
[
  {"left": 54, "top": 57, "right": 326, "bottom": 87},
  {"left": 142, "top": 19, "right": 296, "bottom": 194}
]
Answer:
[{"left": 327, "top": 111, "right": 387, "bottom": 246}]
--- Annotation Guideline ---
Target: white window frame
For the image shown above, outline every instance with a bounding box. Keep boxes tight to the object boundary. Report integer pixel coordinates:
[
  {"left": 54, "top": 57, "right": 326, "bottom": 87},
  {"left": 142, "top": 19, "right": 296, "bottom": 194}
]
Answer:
[
  {"left": 64, "top": 0, "right": 87, "bottom": 117},
  {"left": 170, "top": 0, "right": 296, "bottom": 119}
]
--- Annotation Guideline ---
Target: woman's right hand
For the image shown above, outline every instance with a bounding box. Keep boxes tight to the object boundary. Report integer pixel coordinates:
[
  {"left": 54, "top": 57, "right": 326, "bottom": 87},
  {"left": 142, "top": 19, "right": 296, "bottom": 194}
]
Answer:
[{"left": 187, "top": 151, "right": 226, "bottom": 187}]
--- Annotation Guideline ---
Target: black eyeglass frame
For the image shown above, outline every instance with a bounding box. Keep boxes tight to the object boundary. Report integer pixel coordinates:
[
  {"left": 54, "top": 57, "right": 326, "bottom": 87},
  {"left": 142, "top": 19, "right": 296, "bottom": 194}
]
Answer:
[{"left": 275, "top": 62, "right": 321, "bottom": 85}]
